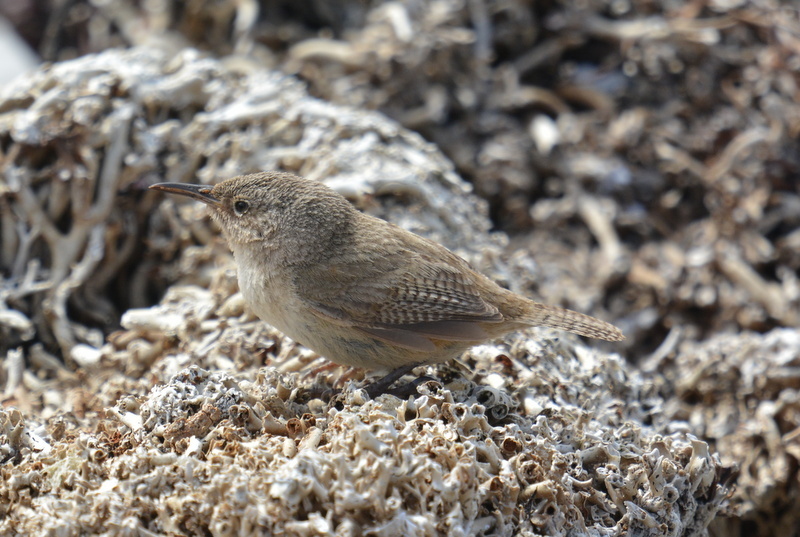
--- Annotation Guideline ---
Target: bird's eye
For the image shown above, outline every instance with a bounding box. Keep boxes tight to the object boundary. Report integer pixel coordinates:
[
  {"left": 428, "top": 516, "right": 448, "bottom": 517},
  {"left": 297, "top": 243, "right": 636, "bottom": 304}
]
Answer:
[{"left": 233, "top": 200, "right": 249, "bottom": 216}]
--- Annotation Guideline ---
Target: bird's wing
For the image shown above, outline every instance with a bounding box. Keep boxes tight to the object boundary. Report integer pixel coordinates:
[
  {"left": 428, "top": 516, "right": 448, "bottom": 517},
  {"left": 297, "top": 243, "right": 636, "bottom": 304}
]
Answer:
[{"left": 292, "top": 248, "right": 504, "bottom": 351}]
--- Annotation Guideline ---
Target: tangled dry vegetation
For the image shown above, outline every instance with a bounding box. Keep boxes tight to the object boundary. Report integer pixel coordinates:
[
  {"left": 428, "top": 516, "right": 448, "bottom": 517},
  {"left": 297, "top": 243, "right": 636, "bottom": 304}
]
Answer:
[
  {"left": 8, "top": 0, "right": 799, "bottom": 342},
  {"left": 1, "top": 0, "right": 799, "bottom": 535}
]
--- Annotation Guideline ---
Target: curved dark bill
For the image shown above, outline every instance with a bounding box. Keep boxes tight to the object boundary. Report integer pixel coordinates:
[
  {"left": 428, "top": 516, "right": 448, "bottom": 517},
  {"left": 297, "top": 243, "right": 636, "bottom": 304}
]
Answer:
[{"left": 149, "top": 182, "right": 221, "bottom": 207}]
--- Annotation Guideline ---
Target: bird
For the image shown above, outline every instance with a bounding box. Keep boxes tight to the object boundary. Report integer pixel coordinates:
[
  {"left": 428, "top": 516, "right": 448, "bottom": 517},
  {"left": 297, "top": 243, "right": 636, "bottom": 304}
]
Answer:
[{"left": 150, "top": 172, "right": 623, "bottom": 388}]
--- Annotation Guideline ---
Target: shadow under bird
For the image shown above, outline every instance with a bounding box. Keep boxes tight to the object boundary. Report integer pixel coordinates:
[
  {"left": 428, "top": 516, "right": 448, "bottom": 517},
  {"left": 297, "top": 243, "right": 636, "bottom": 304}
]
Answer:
[{"left": 150, "top": 172, "right": 624, "bottom": 389}]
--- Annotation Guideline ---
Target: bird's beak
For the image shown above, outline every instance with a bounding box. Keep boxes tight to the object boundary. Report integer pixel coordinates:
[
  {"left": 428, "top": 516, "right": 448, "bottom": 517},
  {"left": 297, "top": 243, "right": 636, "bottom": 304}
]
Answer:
[{"left": 149, "top": 182, "right": 222, "bottom": 208}]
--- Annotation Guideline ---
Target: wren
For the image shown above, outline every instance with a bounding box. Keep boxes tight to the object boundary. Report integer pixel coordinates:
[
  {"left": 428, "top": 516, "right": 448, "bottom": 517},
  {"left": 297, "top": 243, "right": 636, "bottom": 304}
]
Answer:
[{"left": 150, "top": 172, "right": 623, "bottom": 379}]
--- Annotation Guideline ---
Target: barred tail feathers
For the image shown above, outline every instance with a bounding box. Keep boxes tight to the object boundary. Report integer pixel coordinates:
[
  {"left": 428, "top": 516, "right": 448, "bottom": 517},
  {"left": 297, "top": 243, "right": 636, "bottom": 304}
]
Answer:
[{"left": 521, "top": 302, "right": 624, "bottom": 342}]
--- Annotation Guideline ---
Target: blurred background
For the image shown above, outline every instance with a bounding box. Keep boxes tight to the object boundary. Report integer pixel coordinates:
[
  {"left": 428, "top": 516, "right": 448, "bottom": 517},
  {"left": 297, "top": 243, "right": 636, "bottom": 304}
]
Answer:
[{"left": 3, "top": 0, "right": 799, "bottom": 356}]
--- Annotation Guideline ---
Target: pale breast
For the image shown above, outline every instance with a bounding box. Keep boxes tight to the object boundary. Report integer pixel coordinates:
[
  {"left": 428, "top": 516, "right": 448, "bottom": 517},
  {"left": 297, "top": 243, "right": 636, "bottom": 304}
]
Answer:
[{"left": 233, "top": 246, "right": 300, "bottom": 338}]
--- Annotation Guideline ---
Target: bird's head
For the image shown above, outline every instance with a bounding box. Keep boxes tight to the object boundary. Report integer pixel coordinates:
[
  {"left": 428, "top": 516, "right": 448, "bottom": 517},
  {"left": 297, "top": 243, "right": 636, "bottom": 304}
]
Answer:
[{"left": 150, "top": 172, "right": 356, "bottom": 257}]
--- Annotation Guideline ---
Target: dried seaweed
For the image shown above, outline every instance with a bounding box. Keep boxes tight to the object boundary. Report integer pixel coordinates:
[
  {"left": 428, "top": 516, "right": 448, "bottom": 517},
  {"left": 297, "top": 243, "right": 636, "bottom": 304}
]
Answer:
[{"left": 10, "top": 0, "right": 798, "bottom": 353}]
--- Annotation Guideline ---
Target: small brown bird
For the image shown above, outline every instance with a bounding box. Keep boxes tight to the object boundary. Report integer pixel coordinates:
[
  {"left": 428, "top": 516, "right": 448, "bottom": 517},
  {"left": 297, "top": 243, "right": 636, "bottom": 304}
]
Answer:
[{"left": 150, "top": 172, "right": 623, "bottom": 377}]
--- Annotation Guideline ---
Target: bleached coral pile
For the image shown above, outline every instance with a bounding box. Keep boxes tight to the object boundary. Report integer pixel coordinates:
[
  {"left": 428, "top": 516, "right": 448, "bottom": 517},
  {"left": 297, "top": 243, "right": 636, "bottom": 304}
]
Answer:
[
  {"left": 1, "top": 324, "right": 729, "bottom": 535},
  {"left": 661, "top": 329, "right": 800, "bottom": 536}
]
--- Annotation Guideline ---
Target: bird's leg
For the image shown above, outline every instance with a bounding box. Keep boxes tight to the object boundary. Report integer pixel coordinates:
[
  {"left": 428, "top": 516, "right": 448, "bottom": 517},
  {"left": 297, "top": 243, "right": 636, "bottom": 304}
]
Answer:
[
  {"left": 383, "top": 374, "right": 438, "bottom": 399},
  {"left": 365, "top": 363, "right": 418, "bottom": 397},
  {"left": 366, "top": 362, "right": 431, "bottom": 398},
  {"left": 302, "top": 363, "right": 428, "bottom": 402}
]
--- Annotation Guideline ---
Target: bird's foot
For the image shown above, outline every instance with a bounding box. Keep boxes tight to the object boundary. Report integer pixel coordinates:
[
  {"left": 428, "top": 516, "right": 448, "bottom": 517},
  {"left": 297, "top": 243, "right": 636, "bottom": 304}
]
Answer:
[
  {"left": 365, "top": 363, "right": 434, "bottom": 399},
  {"left": 382, "top": 375, "right": 438, "bottom": 398}
]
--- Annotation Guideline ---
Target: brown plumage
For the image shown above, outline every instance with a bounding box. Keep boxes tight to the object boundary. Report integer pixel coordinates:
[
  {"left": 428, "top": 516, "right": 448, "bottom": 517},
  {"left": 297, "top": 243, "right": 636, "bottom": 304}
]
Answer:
[{"left": 150, "top": 172, "right": 624, "bottom": 372}]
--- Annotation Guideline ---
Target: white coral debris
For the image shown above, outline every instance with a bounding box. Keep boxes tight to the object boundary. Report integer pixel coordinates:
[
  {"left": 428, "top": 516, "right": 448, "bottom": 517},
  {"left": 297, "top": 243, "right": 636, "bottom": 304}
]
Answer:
[{"left": 1, "top": 324, "right": 729, "bottom": 535}]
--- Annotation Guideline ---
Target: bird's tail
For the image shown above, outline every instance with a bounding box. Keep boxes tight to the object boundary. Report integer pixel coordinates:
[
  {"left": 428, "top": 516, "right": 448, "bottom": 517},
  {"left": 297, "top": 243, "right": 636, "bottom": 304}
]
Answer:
[{"left": 520, "top": 302, "right": 624, "bottom": 342}]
